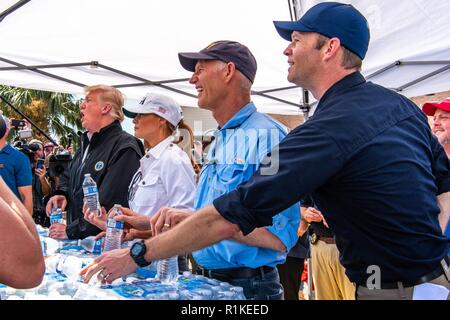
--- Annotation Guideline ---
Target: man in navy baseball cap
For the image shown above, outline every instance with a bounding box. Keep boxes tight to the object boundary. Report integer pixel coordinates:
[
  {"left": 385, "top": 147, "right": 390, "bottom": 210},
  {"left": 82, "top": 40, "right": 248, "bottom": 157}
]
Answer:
[
  {"left": 274, "top": 2, "right": 370, "bottom": 60},
  {"left": 178, "top": 40, "right": 257, "bottom": 83}
]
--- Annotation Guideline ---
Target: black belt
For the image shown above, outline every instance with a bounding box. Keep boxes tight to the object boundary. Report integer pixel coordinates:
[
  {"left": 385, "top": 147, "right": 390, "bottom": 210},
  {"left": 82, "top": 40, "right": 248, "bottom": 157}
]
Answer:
[
  {"left": 196, "top": 266, "right": 275, "bottom": 279},
  {"left": 359, "top": 256, "right": 450, "bottom": 290},
  {"left": 310, "top": 233, "right": 335, "bottom": 244}
]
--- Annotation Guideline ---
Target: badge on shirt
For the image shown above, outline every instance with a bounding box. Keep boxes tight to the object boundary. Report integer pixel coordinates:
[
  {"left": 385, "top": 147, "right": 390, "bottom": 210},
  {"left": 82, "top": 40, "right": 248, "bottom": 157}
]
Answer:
[
  {"left": 0, "top": 163, "right": 4, "bottom": 169},
  {"left": 94, "top": 161, "right": 104, "bottom": 171}
]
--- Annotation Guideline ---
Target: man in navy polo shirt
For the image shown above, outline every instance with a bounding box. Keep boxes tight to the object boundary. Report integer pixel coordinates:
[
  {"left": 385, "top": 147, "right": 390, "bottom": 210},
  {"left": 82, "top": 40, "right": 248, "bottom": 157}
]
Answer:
[
  {"left": 422, "top": 98, "right": 450, "bottom": 255},
  {"left": 0, "top": 115, "right": 32, "bottom": 214},
  {"left": 77, "top": 3, "right": 450, "bottom": 300}
]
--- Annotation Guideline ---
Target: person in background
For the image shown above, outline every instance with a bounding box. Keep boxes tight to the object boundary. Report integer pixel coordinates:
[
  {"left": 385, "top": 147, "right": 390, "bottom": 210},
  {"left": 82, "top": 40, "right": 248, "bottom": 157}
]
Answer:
[
  {"left": 0, "top": 176, "right": 45, "bottom": 289},
  {"left": 422, "top": 98, "right": 450, "bottom": 254},
  {"left": 0, "top": 115, "right": 32, "bottom": 214},
  {"left": 81, "top": 40, "right": 299, "bottom": 300},
  {"left": 299, "top": 195, "right": 355, "bottom": 300}
]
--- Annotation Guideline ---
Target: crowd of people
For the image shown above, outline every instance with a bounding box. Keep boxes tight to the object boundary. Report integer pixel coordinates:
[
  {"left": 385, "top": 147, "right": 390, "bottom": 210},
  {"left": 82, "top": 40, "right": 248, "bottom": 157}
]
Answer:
[{"left": 0, "top": 2, "right": 449, "bottom": 300}]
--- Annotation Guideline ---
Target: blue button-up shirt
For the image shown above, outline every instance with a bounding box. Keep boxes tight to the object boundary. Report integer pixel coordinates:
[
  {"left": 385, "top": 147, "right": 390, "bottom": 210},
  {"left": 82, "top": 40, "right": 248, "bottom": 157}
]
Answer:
[
  {"left": 214, "top": 72, "right": 450, "bottom": 284},
  {"left": 0, "top": 144, "right": 32, "bottom": 198},
  {"left": 194, "top": 102, "right": 299, "bottom": 269}
]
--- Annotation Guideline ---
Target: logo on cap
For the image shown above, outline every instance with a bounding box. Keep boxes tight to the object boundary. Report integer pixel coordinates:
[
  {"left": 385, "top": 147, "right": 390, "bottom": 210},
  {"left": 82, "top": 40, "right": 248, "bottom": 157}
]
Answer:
[
  {"left": 140, "top": 97, "right": 147, "bottom": 105},
  {"left": 206, "top": 42, "right": 217, "bottom": 50},
  {"left": 158, "top": 106, "right": 167, "bottom": 114}
]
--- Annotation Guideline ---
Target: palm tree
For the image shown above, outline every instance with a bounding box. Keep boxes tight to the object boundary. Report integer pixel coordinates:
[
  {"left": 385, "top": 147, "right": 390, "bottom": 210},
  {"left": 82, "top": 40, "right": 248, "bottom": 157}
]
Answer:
[{"left": 0, "top": 85, "right": 82, "bottom": 149}]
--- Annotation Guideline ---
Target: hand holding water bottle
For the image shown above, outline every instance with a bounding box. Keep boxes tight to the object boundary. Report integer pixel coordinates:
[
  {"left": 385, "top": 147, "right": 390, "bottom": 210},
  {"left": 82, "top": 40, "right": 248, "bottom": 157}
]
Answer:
[{"left": 45, "top": 195, "right": 67, "bottom": 217}]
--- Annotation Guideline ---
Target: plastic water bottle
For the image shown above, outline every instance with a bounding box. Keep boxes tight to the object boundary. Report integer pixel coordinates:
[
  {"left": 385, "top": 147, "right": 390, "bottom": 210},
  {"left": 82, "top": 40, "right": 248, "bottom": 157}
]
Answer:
[
  {"left": 157, "top": 230, "right": 179, "bottom": 284},
  {"left": 103, "top": 204, "right": 124, "bottom": 252},
  {"left": 50, "top": 208, "right": 64, "bottom": 225},
  {"left": 82, "top": 173, "right": 100, "bottom": 216},
  {"left": 78, "top": 236, "right": 103, "bottom": 254}
]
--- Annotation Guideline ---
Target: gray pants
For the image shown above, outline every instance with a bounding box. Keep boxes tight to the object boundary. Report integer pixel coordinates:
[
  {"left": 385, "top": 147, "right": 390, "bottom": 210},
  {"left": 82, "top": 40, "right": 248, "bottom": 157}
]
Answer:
[{"left": 356, "top": 274, "right": 450, "bottom": 300}]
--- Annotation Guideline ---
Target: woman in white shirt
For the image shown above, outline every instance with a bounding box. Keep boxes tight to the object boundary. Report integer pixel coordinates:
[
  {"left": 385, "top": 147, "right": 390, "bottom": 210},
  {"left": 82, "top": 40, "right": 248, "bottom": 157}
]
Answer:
[{"left": 84, "top": 93, "right": 198, "bottom": 269}]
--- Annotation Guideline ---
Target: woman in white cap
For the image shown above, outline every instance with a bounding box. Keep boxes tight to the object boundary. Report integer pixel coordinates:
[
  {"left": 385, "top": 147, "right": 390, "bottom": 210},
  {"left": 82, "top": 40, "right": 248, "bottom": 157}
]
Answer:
[{"left": 83, "top": 92, "right": 198, "bottom": 271}]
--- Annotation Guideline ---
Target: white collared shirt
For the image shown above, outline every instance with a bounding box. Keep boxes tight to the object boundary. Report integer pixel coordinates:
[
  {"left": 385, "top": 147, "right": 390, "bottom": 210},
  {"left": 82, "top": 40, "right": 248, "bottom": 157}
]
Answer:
[{"left": 128, "top": 136, "right": 196, "bottom": 216}]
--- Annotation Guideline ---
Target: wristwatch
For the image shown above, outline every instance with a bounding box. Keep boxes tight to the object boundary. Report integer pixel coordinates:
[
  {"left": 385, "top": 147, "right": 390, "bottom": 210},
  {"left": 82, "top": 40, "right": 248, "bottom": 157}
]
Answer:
[{"left": 130, "top": 240, "right": 151, "bottom": 267}]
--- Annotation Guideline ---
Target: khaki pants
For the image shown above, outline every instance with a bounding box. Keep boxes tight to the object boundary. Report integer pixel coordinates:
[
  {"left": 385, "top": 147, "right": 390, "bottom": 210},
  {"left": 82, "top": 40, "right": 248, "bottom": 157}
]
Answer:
[
  {"left": 311, "top": 240, "right": 355, "bottom": 300},
  {"left": 356, "top": 274, "right": 450, "bottom": 300}
]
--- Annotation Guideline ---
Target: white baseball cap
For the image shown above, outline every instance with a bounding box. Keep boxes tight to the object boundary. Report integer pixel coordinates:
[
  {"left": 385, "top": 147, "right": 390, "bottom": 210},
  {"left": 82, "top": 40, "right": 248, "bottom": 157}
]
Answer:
[{"left": 124, "top": 93, "right": 183, "bottom": 127}]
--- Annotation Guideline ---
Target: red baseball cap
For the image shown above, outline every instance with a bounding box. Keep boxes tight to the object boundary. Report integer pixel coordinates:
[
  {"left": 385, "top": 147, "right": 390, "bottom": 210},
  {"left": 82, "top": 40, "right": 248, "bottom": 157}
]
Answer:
[{"left": 422, "top": 98, "right": 450, "bottom": 116}]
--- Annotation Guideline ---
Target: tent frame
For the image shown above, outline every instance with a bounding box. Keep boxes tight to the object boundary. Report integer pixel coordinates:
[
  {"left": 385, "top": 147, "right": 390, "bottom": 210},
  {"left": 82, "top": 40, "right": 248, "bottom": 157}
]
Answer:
[{"left": 1, "top": 0, "right": 450, "bottom": 115}]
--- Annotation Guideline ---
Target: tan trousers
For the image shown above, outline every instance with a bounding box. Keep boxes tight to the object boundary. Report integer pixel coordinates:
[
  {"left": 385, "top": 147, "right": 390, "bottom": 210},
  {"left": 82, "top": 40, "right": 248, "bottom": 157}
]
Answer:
[
  {"left": 311, "top": 239, "right": 355, "bottom": 300},
  {"left": 356, "top": 274, "right": 450, "bottom": 300}
]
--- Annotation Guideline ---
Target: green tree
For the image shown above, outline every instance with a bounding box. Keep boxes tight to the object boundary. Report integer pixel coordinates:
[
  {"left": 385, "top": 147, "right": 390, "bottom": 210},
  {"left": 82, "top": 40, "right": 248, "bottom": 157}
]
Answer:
[{"left": 0, "top": 86, "right": 82, "bottom": 149}]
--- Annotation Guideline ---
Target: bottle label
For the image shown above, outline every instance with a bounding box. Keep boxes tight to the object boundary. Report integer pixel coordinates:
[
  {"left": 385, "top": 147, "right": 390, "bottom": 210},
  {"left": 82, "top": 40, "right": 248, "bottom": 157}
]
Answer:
[
  {"left": 50, "top": 213, "right": 63, "bottom": 224},
  {"left": 83, "top": 186, "right": 98, "bottom": 196},
  {"left": 93, "top": 238, "right": 103, "bottom": 254},
  {"left": 107, "top": 219, "right": 124, "bottom": 230}
]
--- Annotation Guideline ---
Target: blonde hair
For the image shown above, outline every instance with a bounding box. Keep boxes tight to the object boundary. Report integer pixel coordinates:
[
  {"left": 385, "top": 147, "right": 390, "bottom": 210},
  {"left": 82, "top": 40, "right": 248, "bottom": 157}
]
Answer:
[
  {"left": 166, "top": 119, "right": 200, "bottom": 176},
  {"left": 84, "top": 85, "right": 125, "bottom": 122}
]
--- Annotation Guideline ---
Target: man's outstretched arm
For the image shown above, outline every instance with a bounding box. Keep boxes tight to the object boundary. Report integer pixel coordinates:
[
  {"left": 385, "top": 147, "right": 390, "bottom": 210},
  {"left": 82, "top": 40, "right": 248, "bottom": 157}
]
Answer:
[{"left": 144, "top": 205, "right": 240, "bottom": 262}]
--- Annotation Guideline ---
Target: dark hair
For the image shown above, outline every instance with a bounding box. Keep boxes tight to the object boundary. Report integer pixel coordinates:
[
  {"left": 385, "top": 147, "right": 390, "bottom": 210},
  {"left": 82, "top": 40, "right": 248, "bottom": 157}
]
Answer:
[{"left": 315, "top": 34, "right": 362, "bottom": 70}]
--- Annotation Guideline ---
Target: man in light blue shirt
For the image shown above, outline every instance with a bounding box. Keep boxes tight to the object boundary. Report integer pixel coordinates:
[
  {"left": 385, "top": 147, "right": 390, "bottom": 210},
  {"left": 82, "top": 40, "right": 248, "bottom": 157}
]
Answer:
[{"left": 160, "top": 41, "right": 299, "bottom": 299}]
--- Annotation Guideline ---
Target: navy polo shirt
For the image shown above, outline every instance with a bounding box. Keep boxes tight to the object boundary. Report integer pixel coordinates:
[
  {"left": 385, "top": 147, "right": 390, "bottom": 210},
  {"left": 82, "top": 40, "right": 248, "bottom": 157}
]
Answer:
[
  {"left": 0, "top": 144, "right": 32, "bottom": 198},
  {"left": 214, "top": 72, "right": 450, "bottom": 285}
]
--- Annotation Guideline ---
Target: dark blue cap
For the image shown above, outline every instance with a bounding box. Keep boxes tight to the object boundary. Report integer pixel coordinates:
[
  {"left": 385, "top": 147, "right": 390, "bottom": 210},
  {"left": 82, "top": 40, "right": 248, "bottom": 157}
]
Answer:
[
  {"left": 178, "top": 40, "right": 257, "bottom": 83},
  {"left": 273, "top": 2, "right": 370, "bottom": 59}
]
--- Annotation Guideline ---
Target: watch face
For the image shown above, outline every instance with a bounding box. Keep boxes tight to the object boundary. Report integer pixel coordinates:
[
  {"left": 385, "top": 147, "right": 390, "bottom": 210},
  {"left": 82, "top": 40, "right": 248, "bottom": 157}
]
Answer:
[{"left": 131, "top": 243, "right": 143, "bottom": 256}]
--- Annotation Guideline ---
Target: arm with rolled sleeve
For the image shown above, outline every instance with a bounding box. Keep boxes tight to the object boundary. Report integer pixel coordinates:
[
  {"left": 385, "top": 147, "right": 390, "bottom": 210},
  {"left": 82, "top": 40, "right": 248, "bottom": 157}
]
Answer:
[
  {"left": 66, "top": 147, "right": 141, "bottom": 239},
  {"left": 213, "top": 124, "right": 344, "bottom": 235}
]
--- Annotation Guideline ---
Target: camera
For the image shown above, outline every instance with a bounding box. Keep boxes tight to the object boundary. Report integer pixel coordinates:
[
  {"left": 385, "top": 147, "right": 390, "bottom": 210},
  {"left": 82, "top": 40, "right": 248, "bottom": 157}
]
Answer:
[
  {"left": 13, "top": 140, "right": 41, "bottom": 164},
  {"left": 48, "top": 148, "right": 72, "bottom": 178},
  {"left": 36, "top": 158, "right": 45, "bottom": 169},
  {"left": 10, "top": 119, "right": 26, "bottom": 128}
]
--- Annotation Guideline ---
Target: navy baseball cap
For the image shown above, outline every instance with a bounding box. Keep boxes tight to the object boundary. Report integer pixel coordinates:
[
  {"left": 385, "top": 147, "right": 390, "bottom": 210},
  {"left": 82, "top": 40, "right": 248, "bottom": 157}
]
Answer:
[
  {"left": 273, "top": 2, "right": 370, "bottom": 59},
  {"left": 178, "top": 40, "right": 257, "bottom": 83}
]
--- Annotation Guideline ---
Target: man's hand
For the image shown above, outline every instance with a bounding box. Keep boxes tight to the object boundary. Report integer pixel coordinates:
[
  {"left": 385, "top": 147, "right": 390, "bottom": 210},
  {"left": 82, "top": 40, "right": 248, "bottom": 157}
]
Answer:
[
  {"left": 302, "top": 207, "right": 329, "bottom": 228},
  {"left": 150, "top": 207, "right": 192, "bottom": 236},
  {"left": 49, "top": 223, "right": 68, "bottom": 240},
  {"left": 46, "top": 195, "right": 67, "bottom": 216},
  {"left": 80, "top": 248, "right": 138, "bottom": 284},
  {"left": 83, "top": 203, "right": 107, "bottom": 231},
  {"left": 114, "top": 207, "right": 151, "bottom": 232}
]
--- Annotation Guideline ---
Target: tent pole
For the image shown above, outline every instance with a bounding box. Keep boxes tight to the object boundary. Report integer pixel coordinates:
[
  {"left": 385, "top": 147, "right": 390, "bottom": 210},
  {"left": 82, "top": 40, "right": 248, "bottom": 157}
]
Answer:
[{"left": 0, "top": 0, "right": 31, "bottom": 23}]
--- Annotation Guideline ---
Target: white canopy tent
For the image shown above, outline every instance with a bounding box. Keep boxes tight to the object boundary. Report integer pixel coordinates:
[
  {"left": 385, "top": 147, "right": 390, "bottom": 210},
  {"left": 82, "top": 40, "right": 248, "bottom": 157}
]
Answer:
[{"left": 0, "top": 0, "right": 449, "bottom": 117}]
